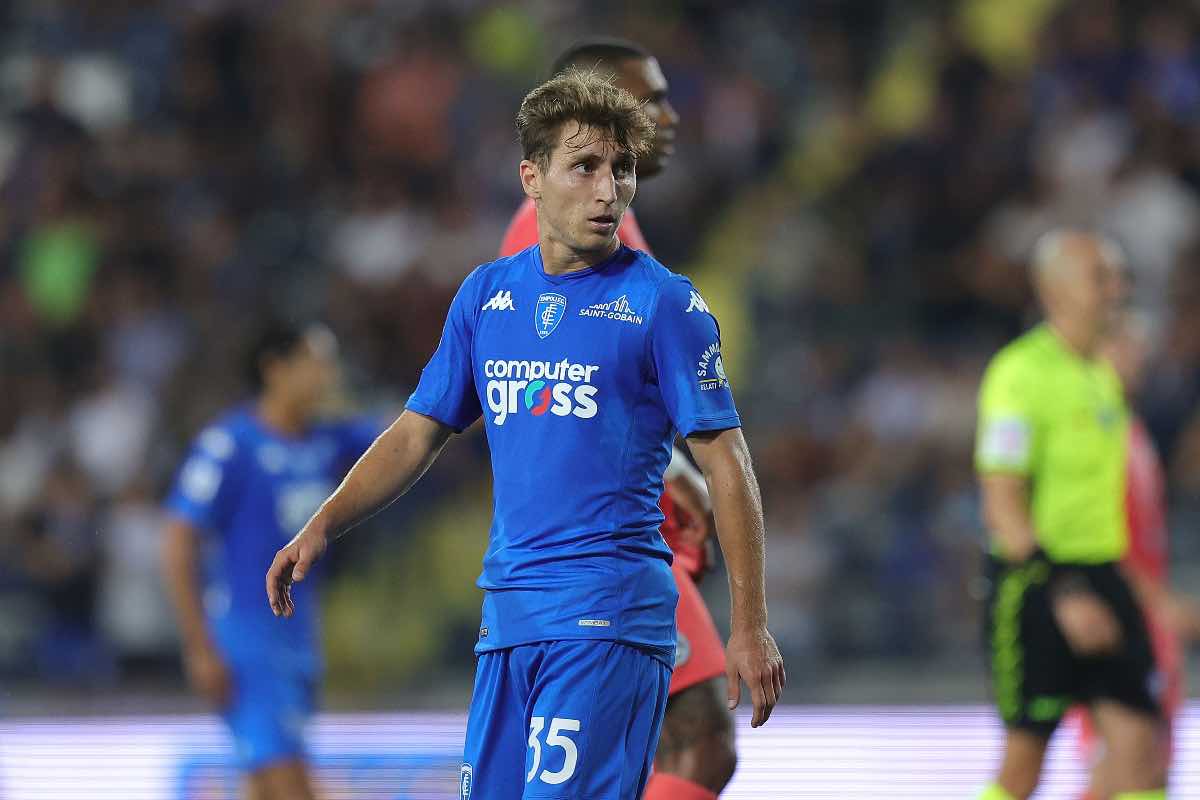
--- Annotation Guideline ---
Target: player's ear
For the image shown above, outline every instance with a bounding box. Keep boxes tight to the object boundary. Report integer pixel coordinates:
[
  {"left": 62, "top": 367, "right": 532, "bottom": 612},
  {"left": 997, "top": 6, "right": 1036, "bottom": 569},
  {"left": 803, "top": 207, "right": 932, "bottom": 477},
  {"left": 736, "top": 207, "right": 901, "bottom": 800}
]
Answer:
[{"left": 519, "top": 159, "right": 541, "bottom": 200}]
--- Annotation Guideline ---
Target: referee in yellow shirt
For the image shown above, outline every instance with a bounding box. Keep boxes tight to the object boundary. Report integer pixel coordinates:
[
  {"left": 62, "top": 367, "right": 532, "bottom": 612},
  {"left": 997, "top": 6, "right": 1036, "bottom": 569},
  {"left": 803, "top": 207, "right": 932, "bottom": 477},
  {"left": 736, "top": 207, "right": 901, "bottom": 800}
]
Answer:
[{"left": 975, "top": 230, "right": 1165, "bottom": 800}]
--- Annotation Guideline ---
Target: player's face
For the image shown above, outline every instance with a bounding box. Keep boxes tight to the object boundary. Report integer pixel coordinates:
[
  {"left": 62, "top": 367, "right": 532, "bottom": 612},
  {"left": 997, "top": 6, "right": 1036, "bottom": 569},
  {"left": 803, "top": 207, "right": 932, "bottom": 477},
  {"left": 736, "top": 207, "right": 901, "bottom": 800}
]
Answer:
[
  {"left": 271, "top": 331, "right": 338, "bottom": 421},
  {"left": 527, "top": 121, "right": 637, "bottom": 255},
  {"left": 614, "top": 57, "right": 677, "bottom": 178},
  {"left": 1045, "top": 238, "right": 1125, "bottom": 338}
]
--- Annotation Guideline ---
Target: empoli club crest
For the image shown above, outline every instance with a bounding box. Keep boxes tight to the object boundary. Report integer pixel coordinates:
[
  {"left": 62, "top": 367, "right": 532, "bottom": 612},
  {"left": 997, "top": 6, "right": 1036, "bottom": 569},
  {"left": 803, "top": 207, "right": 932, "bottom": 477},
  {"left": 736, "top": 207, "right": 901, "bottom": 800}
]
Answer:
[{"left": 536, "top": 293, "right": 567, "bottom": 339}]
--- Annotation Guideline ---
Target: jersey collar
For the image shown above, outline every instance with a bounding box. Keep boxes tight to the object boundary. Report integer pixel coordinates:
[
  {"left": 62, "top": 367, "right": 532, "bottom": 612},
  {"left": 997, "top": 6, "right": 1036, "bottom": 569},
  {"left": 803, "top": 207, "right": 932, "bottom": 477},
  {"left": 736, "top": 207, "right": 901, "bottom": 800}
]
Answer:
[{"left": 532, "top": 243, "right": 630, "bottom": 285}]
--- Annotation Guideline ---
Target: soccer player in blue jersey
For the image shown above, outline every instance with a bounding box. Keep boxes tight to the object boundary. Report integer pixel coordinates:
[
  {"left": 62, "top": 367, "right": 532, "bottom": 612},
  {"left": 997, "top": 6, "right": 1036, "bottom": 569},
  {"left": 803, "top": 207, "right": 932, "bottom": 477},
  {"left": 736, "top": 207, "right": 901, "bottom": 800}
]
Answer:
[
  {"left": 163, "top": 322, "right": 379, "bottom": 800},
  {"left": 266, "top": 69, "right": 785, "bottom": 799}
]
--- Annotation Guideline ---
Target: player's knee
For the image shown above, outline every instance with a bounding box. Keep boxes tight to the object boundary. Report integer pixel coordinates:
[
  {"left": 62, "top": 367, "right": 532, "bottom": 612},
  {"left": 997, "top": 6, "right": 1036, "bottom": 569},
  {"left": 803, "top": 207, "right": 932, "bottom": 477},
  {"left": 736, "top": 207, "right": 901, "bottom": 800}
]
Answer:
[
  {"left": 655, "top": 729, "right": 736, "bottom": 791},
  {"left": 702, "top": 728, "right": 738, "bottom": 789},
  {"left": 655, "top": 680, "right": 737, "bottom": 790}
]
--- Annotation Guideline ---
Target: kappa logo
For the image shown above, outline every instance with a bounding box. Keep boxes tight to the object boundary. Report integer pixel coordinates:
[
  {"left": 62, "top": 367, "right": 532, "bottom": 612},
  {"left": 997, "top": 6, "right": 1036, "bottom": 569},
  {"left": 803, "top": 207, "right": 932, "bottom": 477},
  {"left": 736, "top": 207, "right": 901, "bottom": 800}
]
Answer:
[
  {"left": 579, "top": 294, "right": 643, "bottom": 325},
  {"left": 460, "top": 763, "right": 473, "bottom": 799},
  {"left": 685, "top": 290, "right": 710, "bottom": 314},
  {"left": 535, "top": 292, "right": 568, "bottom": 339},
  {"left": 482, "top": 290, "right": 515, "bottom": 312}
]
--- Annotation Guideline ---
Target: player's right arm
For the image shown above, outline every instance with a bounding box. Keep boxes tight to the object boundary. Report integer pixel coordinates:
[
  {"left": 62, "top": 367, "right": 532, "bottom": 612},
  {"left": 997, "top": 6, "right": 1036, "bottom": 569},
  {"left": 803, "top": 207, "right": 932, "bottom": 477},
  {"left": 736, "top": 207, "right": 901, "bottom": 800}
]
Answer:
[
  {"left": 268, "top": 271, "right": 484, "bottom": 617},
  {"left": 162, "top": 517, "right": 231, "bottom": 708},
  {"left": 975, "top": 353, "right": 1040, "bottom": 562},
  {"left": 978, "top": 474, "right": 1038, "bottom": 563},
  {"left": 163, "top": 426, "right": 242, "bottom": 708},
  {"left": 267, "top": 410, "right": 454, "bottom": 616}
]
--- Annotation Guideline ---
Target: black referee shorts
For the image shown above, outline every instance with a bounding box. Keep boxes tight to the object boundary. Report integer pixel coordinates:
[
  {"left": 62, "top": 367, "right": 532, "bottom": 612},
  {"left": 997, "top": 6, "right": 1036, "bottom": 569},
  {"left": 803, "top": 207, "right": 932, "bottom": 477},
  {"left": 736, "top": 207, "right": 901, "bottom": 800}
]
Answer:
[{"left": 982, "top": 555, "right": 1162, "bottom": 736}]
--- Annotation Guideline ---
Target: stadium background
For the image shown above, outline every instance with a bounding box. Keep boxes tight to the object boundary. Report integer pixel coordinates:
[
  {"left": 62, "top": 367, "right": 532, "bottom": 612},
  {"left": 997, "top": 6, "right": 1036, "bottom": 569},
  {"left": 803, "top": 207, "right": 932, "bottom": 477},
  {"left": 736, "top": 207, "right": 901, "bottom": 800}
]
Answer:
[{"left": 2, "top": 0, "right": 1200, "bottom": 796}]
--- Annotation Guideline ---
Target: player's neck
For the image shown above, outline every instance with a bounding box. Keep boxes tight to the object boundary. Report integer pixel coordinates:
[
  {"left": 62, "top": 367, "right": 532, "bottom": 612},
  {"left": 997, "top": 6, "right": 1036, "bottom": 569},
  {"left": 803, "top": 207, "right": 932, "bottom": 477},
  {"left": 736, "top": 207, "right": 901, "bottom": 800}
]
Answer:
[
  {"left": 539, "top": 234, "right": 620, "bottom": 276},
  {"left": 1047, "top": 318, "right": 1100, "bottom": 359},
  {"left": 256, "top": 396, "right": 308, "bottom": 437}
]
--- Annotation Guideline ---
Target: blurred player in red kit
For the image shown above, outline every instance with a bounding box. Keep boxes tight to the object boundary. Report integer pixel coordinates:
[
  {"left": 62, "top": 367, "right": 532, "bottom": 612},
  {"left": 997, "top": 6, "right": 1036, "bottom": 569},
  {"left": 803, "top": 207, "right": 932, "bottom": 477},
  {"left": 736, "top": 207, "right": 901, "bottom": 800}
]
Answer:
[
  {"left": 1074, "top": 253, "right": 1200, "bottom": 800},
  {"left": 499, "top": 39, "right": 739, "bottom": 800}
]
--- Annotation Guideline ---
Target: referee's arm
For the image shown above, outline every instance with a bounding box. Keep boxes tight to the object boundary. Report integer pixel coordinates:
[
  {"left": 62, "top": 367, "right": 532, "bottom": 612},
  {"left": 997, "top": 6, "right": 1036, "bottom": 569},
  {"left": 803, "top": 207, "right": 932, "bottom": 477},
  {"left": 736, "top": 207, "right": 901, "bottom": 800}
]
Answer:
[
  {"left": 980, "top": 475, "right": 1037, "bottom": 562},
  {"left": 975, "top": 358, "right": 1040, "bottom": 562}
]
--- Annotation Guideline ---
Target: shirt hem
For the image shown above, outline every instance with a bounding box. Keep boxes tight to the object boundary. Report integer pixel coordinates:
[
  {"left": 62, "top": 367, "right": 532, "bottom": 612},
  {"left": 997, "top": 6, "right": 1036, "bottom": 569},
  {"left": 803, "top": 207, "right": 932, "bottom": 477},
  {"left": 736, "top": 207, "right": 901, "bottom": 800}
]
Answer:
[
  {"left": 474, "top": 634, "right": 676, "bottom": 668},
  {"left": 679, "top": 414, "right": 742, "bottom": 437},
  {"left": 404, "top": 400, "right": 471, "bottom": 434}
]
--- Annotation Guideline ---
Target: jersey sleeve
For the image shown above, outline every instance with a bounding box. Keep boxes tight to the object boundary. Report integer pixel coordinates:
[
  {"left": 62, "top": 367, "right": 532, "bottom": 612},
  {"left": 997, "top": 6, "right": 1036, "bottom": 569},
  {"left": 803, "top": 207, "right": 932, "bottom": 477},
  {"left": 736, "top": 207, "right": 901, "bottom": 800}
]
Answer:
[
  {"left": 649, "top": 276, "right": 741, "bottom": 437},
  {"left": 164, "top": 425, "right": 242, "bottom": 534},
  {"left": 975, "top": 352, "right": 1037, "bottom": 475},
  {"left": 405, "top": 274, "right": 483, "bottom": 432}
]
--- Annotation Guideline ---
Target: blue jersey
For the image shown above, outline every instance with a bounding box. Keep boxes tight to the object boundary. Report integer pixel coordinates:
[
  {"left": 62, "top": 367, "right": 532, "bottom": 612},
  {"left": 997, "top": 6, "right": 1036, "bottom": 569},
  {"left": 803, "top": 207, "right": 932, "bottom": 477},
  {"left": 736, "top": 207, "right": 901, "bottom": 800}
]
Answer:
[
  {"left": 406, "top": 245, "right": 740, "bottom": 660},
  {"left": 165, "top": 407, "right": 379, "bottom": 672}
]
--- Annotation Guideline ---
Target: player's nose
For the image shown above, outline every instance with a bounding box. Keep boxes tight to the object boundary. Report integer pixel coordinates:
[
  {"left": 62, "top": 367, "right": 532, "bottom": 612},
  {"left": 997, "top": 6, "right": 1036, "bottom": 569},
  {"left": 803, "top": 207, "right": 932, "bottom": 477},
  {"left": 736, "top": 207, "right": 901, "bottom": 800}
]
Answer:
[{"left": 594, "top": 170, "right": 617, "bottom": 204}]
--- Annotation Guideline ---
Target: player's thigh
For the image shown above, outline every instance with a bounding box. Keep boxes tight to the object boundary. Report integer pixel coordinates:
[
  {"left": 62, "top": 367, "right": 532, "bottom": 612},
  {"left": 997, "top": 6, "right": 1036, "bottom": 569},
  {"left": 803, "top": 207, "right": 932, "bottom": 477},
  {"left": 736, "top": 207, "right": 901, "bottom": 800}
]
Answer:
[
  {"left": 668, "top": 562, "right": 726, "bottom": 695},
  {"left": 223, "top": 664, "right": 316, "bottom": 774},
  {"left": 654, "top": 677, "right": 736, "bottom": 786},
  {"left": 462, "top": 648, "right": 533, "bottom": 800},
  {"left": 984, "top": 555, "right": 1074, "bottom": 737},
  {"left": 523, "top": 640, "right": 670, "bottom": 800}
]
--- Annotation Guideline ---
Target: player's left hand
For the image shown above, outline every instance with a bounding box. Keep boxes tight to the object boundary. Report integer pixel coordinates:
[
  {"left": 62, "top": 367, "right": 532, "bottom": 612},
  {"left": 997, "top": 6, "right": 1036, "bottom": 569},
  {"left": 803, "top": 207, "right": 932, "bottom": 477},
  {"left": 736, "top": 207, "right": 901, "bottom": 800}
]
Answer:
[
  {"left": 726, "top": 626, "right": 786, "bottom": 728},
  {"left": 266, "top": 525, "right": 329, "bottom": 618}
]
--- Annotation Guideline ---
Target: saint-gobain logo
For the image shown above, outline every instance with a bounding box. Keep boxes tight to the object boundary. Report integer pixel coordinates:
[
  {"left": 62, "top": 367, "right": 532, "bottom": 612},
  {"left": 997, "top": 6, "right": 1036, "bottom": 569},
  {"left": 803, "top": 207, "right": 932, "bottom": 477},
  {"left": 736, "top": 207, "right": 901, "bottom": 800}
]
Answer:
[
  {"left": 460, "top": 763, "right": 473, "bottom": 799},
  {"left": 536, "top": 292, "right": 568, "bottom": 339}
]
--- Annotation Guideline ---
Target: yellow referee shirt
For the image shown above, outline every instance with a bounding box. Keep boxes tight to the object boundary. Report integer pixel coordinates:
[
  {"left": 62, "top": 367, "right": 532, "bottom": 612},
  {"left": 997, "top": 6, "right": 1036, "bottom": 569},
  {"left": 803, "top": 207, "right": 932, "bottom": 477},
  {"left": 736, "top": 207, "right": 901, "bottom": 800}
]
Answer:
[{"left": 975, "top": 324, "right": 1128, "bottom": 563}]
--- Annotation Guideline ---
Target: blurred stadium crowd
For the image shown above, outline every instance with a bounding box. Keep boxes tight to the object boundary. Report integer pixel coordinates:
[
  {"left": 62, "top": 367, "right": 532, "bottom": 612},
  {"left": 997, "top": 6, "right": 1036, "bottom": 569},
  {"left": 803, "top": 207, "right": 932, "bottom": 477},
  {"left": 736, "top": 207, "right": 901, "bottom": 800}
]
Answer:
[{"left": 2, "top": 0, "right": 1199, "bottom": 701}]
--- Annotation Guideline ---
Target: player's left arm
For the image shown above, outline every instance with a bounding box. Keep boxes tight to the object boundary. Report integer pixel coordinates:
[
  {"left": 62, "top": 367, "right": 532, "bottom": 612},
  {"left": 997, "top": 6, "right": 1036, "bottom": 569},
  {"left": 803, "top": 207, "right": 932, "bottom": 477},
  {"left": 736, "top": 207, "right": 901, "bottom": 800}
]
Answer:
[
  {"left": 688, "top": 427, "right": 785, "bottom": 728},
  {"left": 648, "top": 275, "right": 784, "bottom": 727}
]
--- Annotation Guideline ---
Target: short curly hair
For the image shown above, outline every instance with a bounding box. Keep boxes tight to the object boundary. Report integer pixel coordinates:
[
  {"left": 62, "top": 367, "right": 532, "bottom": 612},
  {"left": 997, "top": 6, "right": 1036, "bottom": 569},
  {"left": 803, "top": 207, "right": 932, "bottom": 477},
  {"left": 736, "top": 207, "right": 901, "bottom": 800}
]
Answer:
[{"left": 516, "top": 67, "right": 654, "bottom": 168}]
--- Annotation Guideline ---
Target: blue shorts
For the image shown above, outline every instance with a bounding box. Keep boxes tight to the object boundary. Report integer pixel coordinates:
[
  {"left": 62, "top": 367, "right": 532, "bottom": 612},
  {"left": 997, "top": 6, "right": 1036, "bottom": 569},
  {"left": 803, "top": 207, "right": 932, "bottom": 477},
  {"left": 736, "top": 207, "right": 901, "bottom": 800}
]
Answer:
[
  {"left": 460, "top": 640, "right": 671, "bottom": 800},
  {"left": 221, "top": 662, "right": 316, "bottom": 772}
]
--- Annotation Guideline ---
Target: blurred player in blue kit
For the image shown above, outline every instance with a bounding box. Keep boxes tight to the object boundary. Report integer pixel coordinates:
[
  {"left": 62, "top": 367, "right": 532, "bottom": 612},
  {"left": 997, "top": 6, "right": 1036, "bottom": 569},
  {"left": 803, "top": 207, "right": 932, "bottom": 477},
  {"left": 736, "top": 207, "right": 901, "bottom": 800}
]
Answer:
[
  {"left": 163, "top": 323, "right": 380, "bottom": 800},
  {"left": 266, "top": 69, "right": 784, "bottom": 799}
]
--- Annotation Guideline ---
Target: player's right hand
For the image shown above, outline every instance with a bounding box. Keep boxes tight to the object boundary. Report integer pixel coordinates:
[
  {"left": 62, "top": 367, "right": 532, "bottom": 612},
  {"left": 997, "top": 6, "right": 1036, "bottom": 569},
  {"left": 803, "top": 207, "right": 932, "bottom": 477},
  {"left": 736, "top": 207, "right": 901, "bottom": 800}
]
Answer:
[
  {"left": 1052, "top": 590, "right": 1122, "bottom": 656},
  {"left": 185, "top": 644, "right": 232, "bottom": 708},
  {"left": 266, "top": 526, "right": 328, "bottom": 618}
]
